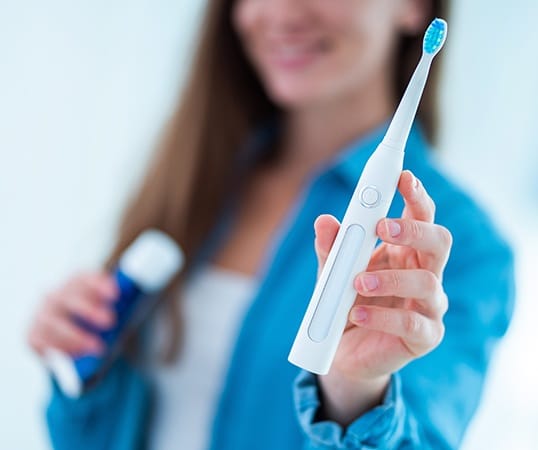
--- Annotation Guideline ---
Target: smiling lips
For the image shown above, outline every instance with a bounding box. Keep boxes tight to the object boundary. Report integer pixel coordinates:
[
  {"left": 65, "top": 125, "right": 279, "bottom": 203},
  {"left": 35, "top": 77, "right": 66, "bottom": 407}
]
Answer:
[{"left": 265, "top": 39, "right": 327, "bottom": 71}]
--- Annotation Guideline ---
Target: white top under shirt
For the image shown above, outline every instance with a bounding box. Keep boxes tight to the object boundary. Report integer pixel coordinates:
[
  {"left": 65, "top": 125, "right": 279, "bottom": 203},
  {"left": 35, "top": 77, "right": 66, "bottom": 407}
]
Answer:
[{"left": 149, "top": 265, "right": 258, "bottom": 450}]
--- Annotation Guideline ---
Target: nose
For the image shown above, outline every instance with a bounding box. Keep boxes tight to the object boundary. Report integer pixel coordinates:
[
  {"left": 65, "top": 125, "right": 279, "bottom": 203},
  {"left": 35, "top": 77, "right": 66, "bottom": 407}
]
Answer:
[{"left": 260, "top": 0, "right": 312, "bottom": 34}]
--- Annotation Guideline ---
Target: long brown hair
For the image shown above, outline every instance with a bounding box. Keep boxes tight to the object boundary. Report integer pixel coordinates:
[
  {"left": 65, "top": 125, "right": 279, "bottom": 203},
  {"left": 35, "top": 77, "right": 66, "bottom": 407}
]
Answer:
[{"left": 106, "top": 0, "right": 448, "bottom": 360}]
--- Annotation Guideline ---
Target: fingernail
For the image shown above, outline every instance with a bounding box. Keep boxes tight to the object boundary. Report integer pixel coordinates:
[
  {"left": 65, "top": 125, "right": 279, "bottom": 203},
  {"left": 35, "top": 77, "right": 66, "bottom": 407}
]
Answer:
[
  {"left": 385, "top": 220, "right": 401, "bottom": 237},
  {"left": 351, "top": 307, "right": 368, "bottom": 323},
  {"left": 357, "top": 274, "right": 379, "bottom": 291}
]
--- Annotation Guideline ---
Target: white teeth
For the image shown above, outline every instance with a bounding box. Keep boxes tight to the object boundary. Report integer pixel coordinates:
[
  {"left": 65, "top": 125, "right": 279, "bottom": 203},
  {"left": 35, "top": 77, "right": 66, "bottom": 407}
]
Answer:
[{"left": 275, "top": 44, "right": 314, "bottom": 59}]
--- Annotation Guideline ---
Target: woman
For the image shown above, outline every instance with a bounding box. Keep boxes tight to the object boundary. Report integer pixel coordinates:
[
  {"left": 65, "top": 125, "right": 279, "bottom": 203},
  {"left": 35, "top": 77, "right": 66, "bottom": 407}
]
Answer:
[{"left": 28, "top": 0, "right": 515, "bottom": 449}]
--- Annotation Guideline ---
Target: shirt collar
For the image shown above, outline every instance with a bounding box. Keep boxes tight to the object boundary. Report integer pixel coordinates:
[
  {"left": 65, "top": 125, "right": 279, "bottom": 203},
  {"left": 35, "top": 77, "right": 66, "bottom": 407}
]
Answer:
[{"left": 241, "top": 117, "right": 430, "bottom": 190}]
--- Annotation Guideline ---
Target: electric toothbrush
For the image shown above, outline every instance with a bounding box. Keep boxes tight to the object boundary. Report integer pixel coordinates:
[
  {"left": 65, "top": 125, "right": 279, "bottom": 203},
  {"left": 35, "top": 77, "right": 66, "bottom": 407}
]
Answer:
[{"left": 288, "top": 18, "right": 448, "bottom": 375}]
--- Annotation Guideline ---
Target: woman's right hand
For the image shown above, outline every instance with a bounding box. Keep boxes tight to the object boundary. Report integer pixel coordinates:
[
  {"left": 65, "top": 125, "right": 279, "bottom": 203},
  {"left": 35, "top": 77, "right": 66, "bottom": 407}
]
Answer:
[{"left": 27, "top": 272, "right": 119, "bottom": 357}]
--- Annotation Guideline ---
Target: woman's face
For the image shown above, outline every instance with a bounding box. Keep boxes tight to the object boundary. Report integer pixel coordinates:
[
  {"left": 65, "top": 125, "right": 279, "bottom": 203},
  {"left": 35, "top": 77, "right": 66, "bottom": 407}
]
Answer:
[{"left": 233, "top": 0, "right": 425, "bottom": 109}]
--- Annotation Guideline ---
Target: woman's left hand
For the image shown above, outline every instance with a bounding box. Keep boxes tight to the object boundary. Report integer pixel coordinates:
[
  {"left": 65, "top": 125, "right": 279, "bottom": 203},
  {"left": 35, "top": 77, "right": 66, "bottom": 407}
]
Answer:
[{"left": 313, "top": 170, "right": 452, "bottom": 426}]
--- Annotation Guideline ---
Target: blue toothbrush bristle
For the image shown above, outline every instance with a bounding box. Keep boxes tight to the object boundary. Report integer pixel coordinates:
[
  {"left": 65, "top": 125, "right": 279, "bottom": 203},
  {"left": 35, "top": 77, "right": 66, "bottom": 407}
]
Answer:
[{"left": 423, "top": 18, "right": 447, "bottom": 54}]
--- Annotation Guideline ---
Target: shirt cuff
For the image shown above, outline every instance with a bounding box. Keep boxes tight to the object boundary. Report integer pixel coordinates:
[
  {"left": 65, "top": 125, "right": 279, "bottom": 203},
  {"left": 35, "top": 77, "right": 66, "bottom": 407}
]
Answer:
[{"left": 293, "top": 369, "right": 405, "bottom": 448}]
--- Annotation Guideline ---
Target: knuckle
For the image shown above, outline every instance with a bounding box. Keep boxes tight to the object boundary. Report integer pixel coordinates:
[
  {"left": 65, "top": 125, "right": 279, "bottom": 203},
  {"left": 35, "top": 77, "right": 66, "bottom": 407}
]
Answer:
[
  {"left": 433, "top": 322, "right": 446, "bottom": 347},
  {"left": 387, "top": 271, "right": 402, "bottom": 292},
  {"left": 404, "top": 312, "right": 421, "bottom": 337},
  {"left": 381, "top": 309, "right": 392, "bottom": 329},
  {"left": 422, "top": 270, "right": 439, "bottom": 294},
  {"left": 440, "top": 292, "right": 449, "bottom": 315},
  {"left": 408, "top": 220, "right": 424, "bottom": 241},
  {"left": 438, "top": 226, "right": 453, "bottom": 250},
  {"left": 429, "top": 197, "right": 436, "bottom": 217}
]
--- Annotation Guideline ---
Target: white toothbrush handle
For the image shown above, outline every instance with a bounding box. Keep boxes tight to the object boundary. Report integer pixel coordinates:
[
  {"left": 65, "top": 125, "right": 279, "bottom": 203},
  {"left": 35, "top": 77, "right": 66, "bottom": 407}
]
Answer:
[{"left": 288, "top": 143, "right": 404, "bottom": 375}]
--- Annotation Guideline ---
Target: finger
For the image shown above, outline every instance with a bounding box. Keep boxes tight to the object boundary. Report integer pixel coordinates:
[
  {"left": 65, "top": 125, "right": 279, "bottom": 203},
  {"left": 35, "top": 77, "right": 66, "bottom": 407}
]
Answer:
[
  {"left": 27, "top": 329, "right": 52, "bottom": 356},
  {"left": 314, "top": 214, "right": 340, "bottom": 275},
  {"left": 349, "top": 305, "right": 445, "bottom": 354},
  {"left": 61, "top": 293, "right": 116, "bottom": 329},
  {"left": 376, "top": 219, "right": 452, "bottom": 273},
  {"left": 45, "top": 284, "right": 117, "bottom": 329},
  {"left": 67, "top": 272, "right": 118, "bottom": 302},
  {"left": 353, "top": 269, "right": 448, "bottom": 318},
  {"left": 399, "top": 170, "right": 436, "bottom": 223},
  {"left": 365, "top": 239, "right": 391, "bottom": 271},
  {"left": 36, "top": 313, "right": 105, "bottom": 356}
]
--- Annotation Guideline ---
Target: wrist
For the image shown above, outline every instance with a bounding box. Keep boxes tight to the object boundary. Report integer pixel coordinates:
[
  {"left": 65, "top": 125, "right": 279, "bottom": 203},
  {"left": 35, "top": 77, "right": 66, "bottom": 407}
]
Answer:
[{"left": 317, "top": 370, "right": 390, "bottom": 427}]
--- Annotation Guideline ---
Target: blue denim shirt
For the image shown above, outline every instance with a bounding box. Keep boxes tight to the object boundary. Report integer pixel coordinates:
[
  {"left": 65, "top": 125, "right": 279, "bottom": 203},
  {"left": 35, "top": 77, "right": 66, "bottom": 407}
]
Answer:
[{"left": 46, "top": 122, "right": 515, "bottom": 449}]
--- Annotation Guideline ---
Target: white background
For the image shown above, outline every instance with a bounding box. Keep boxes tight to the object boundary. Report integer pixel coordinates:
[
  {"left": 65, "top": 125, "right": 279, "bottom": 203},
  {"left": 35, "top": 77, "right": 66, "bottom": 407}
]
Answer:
[{"left": 1, "top": 1, "right": 537, "bottom": 448}]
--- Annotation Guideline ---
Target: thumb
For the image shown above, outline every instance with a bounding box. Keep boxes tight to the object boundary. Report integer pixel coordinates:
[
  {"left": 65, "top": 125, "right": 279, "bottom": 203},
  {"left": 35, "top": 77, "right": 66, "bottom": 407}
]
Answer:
[{"left": 314, "top": 214, "right": 340, "bottom": 278}]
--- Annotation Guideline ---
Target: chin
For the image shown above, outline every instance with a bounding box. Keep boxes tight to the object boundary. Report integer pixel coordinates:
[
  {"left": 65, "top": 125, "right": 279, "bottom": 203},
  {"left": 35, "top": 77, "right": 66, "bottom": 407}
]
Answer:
[{"left": 264, "top": 78, "right": 327, "bottom": 109}]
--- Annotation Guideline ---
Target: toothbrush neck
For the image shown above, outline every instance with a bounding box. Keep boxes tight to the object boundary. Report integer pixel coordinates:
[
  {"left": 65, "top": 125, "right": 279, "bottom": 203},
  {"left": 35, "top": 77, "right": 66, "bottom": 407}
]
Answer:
[{"left": 381, "top": 53, "right": 433, "bottom": 150}]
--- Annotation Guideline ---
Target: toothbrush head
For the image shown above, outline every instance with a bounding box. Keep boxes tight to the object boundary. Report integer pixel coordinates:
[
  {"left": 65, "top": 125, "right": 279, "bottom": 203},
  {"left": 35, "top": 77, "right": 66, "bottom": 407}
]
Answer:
[{"left": 423, "top": 18, "right": 447, "bottom": 56}]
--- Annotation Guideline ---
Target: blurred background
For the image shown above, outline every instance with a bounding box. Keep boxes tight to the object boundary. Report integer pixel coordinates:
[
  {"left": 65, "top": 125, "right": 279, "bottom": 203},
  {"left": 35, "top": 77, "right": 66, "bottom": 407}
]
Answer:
[{"left": 1, "top": 0, "right": 537, "bottom": 448}]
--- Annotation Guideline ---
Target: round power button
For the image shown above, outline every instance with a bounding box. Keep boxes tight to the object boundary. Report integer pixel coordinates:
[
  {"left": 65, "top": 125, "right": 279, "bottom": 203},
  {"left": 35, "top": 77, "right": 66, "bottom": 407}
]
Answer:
[{"left": 360, "top": 186, "right": 381, "bottom": 208}]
